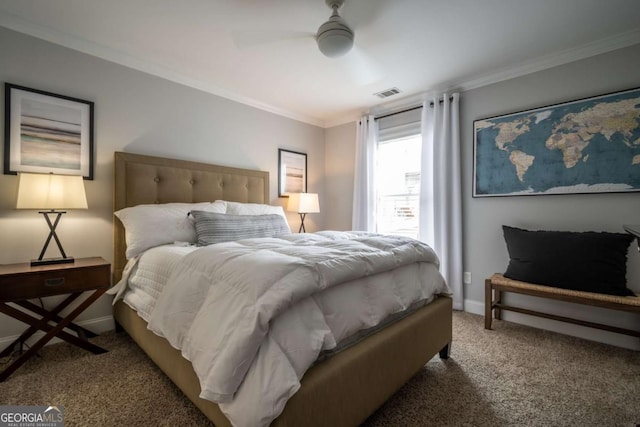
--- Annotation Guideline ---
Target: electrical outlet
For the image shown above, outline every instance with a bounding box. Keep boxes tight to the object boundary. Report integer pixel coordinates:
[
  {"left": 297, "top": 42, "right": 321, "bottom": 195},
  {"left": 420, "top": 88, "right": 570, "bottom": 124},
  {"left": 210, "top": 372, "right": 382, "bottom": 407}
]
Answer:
[{"left": 463, "top": 272, "right": 471, "bottom": 284}]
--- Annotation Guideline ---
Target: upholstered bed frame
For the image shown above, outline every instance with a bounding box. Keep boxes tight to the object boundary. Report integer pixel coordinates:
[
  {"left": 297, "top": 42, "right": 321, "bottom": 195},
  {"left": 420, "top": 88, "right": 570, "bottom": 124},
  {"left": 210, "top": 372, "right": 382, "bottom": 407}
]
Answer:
[{"left": 112, "top": 151, "right": 453, "bottom": 426}]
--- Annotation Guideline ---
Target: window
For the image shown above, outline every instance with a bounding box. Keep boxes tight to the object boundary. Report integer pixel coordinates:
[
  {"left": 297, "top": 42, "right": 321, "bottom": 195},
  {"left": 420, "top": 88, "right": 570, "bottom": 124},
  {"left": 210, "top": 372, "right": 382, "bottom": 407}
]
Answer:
[{"left": 375, "top": 134, "right": 421, "bottom": 239}]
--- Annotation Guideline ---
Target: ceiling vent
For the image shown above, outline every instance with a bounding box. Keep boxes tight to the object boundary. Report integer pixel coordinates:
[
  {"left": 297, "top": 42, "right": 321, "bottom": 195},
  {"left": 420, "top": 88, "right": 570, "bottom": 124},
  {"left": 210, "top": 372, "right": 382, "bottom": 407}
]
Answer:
[{"left": 374, "top": 87, "right": 401, "bottom": 99}]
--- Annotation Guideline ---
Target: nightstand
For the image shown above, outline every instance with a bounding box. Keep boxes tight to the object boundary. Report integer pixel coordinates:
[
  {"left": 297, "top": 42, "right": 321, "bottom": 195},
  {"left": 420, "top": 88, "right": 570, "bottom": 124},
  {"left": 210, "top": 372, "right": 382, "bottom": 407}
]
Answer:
[{"left": 0, "top": 257, "right": 110, "bottom": 381}]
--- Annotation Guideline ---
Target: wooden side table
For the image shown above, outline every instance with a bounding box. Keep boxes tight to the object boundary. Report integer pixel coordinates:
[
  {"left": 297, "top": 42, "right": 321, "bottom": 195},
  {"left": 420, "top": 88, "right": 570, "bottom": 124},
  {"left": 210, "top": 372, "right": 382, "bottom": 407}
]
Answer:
[{"left": 0, "top": 257, "right": 111, "bottom": 381}]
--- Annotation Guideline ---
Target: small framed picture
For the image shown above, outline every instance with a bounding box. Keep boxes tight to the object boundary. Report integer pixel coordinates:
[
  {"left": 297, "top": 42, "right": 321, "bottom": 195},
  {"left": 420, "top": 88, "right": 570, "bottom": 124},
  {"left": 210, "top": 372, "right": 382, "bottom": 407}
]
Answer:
[
  {"left": 4, "top": 83, "right": 94, "bottom": 179},
  {"left": 278, "top": 149, "right": 307, "bottom": 197}
]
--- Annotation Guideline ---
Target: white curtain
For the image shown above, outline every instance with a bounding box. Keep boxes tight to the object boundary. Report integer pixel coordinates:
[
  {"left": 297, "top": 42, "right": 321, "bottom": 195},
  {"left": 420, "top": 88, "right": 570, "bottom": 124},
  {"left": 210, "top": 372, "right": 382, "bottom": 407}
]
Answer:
[
  {"left": 419, "top": 93, "right": 463, "bottom": 310},
  {"left": 352, "top": 115, "right": 378, "bottom": 231}
]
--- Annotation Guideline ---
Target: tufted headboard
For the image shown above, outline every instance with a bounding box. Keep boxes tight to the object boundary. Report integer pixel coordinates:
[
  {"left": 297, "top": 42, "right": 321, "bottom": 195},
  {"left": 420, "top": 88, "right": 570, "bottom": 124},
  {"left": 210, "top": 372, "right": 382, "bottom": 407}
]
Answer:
[{"left": 113, "top": 151, "right": 269, "bottom": 283}]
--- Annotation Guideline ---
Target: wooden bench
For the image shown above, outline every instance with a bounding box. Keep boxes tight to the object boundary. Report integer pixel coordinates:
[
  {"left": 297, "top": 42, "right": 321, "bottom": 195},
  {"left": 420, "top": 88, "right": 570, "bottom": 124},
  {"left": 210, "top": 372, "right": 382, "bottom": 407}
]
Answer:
[{"left": 485, "top": 273, "right": 640, "bottom": 338}]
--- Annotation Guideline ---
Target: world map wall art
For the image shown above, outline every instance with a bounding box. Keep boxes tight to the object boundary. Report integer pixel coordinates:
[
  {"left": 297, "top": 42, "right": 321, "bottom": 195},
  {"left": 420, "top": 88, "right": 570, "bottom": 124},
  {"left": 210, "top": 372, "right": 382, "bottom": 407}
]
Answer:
[{"left": 473, "top": 87, "right": 640, "bottom": 197}]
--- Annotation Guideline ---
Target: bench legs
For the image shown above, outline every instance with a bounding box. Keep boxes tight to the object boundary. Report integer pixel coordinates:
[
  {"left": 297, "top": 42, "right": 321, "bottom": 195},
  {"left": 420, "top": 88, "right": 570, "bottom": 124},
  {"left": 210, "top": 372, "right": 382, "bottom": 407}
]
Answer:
[
  {"left": 495, "top": 288, "right": 502, "bottom": 320},
  {"left": 485, "top": 279, "right": 493, "bottom": 330},
  {"left": 485, "top": 278, "right": 504, "bottom": 330},
  {"left": 484, "top": 275, "right": 640, "bottom": 338}
]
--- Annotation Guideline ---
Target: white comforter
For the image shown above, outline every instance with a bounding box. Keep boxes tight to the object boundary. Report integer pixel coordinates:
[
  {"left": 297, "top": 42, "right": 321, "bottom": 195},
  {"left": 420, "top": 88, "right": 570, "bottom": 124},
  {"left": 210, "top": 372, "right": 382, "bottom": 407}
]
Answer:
[{"left": 142, "top": 231, "right": 449, "bottom": 427}]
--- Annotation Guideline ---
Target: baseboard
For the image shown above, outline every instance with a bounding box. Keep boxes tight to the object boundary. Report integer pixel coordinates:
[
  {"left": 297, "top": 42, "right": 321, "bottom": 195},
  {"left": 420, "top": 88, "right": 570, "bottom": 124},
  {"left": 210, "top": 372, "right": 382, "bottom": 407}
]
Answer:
[
  {"left": 463, "top": 299, "right": 485, "bottom": 316},
  {"left": 463, "top": 298, "right": 640, "bottom": 351},
  {"left": 0, "top": 315, "right": 114, "bottom": 350}
]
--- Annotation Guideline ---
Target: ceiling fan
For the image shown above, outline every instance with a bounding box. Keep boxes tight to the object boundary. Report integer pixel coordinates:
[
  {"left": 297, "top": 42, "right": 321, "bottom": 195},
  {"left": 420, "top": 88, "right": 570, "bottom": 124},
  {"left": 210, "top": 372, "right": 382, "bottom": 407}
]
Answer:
[
  {"left": 231, "top": 0, "right": 382, "bottom": 85},
  {"left": 315, "top": 1, "right": 383, "bottom": 85},
  {"left": 316, "top": 0, "right": 355, "bottom": 58}
]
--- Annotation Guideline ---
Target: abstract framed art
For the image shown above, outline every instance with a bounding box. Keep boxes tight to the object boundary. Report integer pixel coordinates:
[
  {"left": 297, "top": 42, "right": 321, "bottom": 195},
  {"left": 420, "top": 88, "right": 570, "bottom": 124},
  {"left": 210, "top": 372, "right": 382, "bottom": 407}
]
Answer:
[
  {"left": 473, "top": 87, "right": 640, "bottom": 197},
  {"left": 278, "top": 148, "right": 307, "bottom": 197},
  {"left": 4, "top": 83, "right": 94, "bottom": 179}
]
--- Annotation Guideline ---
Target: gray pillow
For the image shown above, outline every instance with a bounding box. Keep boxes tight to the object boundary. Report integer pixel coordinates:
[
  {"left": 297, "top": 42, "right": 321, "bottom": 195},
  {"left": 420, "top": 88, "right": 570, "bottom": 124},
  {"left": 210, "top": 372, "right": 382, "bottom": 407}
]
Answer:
[{"left": 190, "top": 211, "right": 291, "bottom": 245}]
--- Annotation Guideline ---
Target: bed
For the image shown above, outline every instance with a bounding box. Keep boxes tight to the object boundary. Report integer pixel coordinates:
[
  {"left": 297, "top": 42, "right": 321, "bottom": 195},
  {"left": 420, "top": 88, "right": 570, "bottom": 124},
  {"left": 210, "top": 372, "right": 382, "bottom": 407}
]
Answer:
[{"left": 111, "top": 151, "right": 453, "bottom": 427}]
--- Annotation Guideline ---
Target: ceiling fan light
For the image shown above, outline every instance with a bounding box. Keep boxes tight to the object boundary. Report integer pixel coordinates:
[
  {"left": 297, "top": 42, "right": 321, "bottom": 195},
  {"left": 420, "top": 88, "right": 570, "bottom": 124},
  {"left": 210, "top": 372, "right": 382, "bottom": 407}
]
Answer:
[
  {"left": 317, "top": 30, "right": 354, "bottom": 58},
  {"left": 316, "top": 15, "right": 354, "bottom": 58}
]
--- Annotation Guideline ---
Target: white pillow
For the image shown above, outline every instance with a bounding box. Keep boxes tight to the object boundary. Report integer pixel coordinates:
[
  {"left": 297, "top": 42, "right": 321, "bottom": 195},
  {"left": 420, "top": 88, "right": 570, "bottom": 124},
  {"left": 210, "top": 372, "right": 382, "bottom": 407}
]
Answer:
[
  {"left": 221, "top": 201, "right": 290, "bottom": 231},
  {"left": 115, "top": 201, "right": 226, "bottom": 259}
]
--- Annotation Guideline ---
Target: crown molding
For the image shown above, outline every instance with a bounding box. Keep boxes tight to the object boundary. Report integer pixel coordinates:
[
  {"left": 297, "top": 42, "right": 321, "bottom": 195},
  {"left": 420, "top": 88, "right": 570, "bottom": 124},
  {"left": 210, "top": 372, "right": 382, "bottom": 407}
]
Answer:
[
  {"left": 0, "top": 12, "right": 325, "bottom": 128},
  {"left": 323, "top": 111, "right": 362, "bottom": 128},
  {"left": 453, "top": 28, "right": 640, "bottom": 92},
  {"left": 2, "top": 11, "right": 639, "bottom": 130},
  {"left": 328, "top": 28, "right": 640, "bottom": 128}
]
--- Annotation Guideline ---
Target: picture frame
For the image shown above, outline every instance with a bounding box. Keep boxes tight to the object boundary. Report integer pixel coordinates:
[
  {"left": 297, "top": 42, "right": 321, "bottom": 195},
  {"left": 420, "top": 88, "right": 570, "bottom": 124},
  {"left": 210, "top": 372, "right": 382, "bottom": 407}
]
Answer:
[
  {"left": 278, "top": 148, "right": 307, "bottom": 197},
  {"left": 473, "top": 87, "right": 640, "bottom": 197},
  {"left": 4, "top": 83, "right": 94, "bottom": 179}
]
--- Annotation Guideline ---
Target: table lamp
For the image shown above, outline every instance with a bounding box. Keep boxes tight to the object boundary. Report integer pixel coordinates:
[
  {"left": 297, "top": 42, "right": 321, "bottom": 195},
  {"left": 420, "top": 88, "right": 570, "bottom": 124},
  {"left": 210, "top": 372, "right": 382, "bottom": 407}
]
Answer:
[
  {"left": 16, "top": 172, "right": 88, "bottom": 266},
  {"left": 287, "top": 193, "right": 320, "bottom": 233}
]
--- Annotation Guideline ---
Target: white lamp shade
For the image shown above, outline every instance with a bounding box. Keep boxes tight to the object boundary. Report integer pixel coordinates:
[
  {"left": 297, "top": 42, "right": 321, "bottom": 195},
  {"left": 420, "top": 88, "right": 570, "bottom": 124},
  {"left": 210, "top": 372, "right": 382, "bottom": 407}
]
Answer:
[
  {"left": 287, "top": 193, "right": 320, "bottom": 214},
  {"left": 16, "top": 173, "right": 88, "bottom": 210}
]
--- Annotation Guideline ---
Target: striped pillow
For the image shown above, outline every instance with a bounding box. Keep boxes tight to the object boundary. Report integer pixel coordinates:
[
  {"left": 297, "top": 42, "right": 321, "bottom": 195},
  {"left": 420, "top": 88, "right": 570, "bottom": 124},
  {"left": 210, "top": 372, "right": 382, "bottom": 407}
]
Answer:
[{"left": 190, "top": 211, "right": 291, "bottom": 245}]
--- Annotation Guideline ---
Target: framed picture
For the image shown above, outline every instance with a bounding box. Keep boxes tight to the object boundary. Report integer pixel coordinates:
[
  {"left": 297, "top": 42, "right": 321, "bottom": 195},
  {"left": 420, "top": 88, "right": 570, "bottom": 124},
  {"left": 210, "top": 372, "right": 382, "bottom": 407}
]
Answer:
[
  {"left": 278, "top": 148, "right": 307, "bottom": 197},
  {"left": 4, "top": 83, "right": 94, "bottom": 179},
  {"left": 473, "top": 87, "right": 640, "bottom": 197}
]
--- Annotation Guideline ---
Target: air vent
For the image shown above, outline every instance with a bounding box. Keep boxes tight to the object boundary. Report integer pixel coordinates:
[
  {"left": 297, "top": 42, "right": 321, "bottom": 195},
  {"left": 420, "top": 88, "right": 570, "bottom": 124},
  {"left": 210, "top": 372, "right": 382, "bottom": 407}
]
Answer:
[{"left": 374, "top": 87, "right": 401, "bottom": 99}]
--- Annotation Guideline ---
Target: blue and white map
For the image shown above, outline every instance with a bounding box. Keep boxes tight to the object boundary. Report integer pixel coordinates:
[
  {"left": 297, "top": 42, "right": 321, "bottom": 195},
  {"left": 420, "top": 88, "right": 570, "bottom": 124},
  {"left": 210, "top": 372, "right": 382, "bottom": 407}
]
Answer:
[{"left": 474, "top": 88, "right": 640, "bottom": 196}]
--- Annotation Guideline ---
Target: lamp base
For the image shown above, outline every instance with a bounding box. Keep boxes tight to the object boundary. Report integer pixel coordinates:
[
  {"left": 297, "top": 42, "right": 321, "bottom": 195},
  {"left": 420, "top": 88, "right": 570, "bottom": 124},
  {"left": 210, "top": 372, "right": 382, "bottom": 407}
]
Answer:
[
  {"left": 31, "top": 256, "right": 75, "bottom": 267},
  {"left": 298, "top": 213, "right": 307, "bottom": 233}
]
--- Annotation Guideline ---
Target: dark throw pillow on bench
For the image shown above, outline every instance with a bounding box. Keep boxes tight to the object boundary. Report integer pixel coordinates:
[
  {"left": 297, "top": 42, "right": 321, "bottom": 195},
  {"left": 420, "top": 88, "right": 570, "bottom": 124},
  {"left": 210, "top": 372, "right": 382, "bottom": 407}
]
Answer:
[{"left": 502, "top": 225, "right": 634, "bottom": 296}]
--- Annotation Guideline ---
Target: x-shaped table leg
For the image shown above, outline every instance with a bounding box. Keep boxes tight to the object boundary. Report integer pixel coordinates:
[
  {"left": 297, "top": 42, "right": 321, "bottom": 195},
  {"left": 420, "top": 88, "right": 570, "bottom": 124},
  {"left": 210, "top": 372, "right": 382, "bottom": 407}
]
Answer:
[{"left": 0, "top": 288, "right": 107, "bottom": 382}]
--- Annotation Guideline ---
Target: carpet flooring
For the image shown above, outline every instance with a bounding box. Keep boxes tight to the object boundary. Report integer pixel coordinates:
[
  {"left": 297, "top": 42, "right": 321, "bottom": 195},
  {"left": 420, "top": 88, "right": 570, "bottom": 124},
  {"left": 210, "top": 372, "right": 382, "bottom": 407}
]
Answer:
[{"left": 1, "top": 312, "right": 638, "bottom": 426}]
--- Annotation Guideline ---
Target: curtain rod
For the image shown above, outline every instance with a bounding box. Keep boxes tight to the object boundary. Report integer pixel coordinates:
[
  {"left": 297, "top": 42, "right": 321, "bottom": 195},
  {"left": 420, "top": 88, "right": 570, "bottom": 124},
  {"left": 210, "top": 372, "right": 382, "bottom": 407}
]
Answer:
[
  {"left": 374, "top": 105, "right": 422, "bottom": 121},
  {"left": 373, "top": 96, "right": 455, "bottom": 121}
]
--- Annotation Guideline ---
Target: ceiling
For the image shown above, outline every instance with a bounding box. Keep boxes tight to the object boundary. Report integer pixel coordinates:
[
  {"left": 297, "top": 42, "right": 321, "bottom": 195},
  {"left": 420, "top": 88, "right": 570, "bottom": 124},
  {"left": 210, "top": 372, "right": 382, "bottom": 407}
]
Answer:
[{"left": 1, "top": 0, "right": 640, "bottom": 128}]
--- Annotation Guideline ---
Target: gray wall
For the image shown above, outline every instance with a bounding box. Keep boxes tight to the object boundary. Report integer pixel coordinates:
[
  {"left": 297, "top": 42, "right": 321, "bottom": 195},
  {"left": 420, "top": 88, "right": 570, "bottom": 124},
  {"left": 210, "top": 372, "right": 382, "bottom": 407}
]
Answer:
[
  {"left": 325, "top": 43, "right": 640, "bottom": 349},
  {"left": 325, "top": 122, "right": 356, "bottom": 231},
  {"left": 0, "top": 27, "right": 325, "bottom": 342},
  {"left": 462, "top": 44, "right": 640, "bottom": 350}
]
